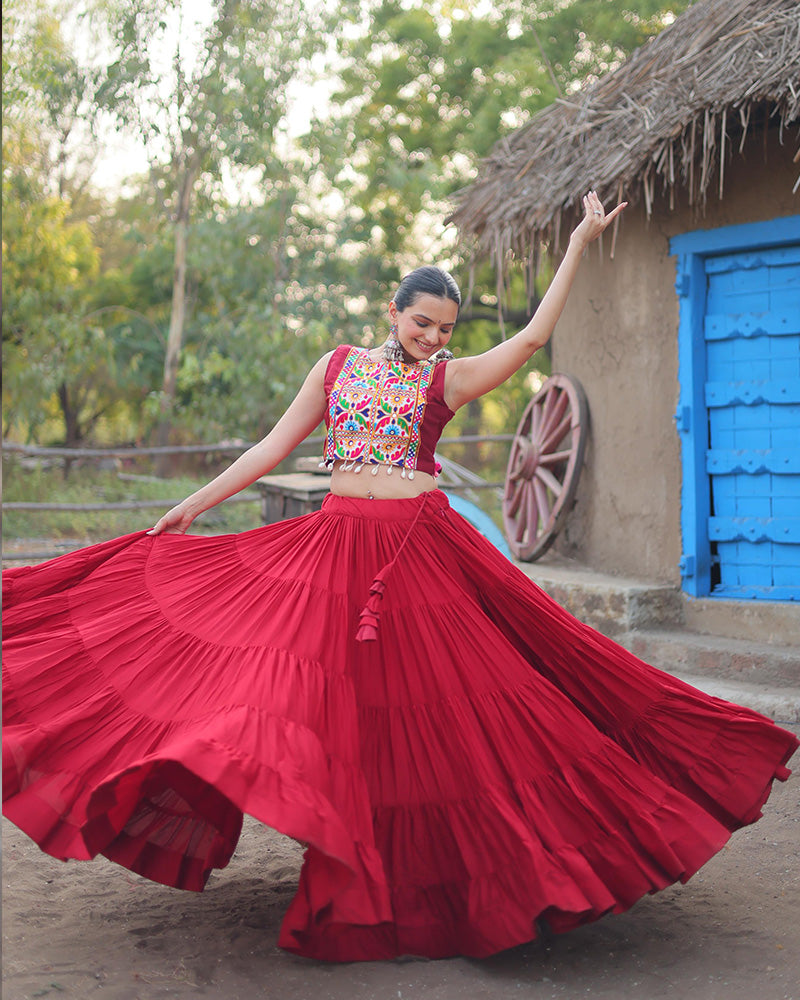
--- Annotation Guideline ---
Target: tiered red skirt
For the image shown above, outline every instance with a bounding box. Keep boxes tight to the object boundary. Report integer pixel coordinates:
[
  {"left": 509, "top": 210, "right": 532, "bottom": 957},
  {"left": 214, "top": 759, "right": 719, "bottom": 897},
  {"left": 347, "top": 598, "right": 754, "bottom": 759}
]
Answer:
[{"left": 3, "top": 490, "right": 797, "bottom": 961}]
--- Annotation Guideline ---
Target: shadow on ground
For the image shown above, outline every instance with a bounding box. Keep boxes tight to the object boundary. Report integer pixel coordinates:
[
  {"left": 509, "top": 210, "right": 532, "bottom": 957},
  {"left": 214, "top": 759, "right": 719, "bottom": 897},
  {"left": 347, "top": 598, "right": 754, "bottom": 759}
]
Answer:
[{"left": 3, "top": 733, "right": 799, "bottom": 1000}]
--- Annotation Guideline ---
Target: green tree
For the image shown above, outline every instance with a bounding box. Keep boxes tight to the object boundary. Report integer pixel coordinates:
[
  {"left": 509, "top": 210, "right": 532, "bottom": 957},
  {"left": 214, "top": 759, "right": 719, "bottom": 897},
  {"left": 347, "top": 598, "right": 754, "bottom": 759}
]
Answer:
[
  {"left": 301, "top": 0, "right": 691, "bottom": 447},
  {"left": 2, "top": 0, "right": 107, "bottom": 199},
  {"left": 1, "top": 155, "right": 168, "bottom": 445},
  {"left": 1, "top": 173, "right": 157, "bottom": 445},
  {"left": 140, "top": 188, "right": 400, "bottom": 441},
  {"left": 2, "top": 0, "right": 158, "bottom": 446},
  {"left": 96, "top": 0, "right": 332, "bottom": 458},
  {"left": 309, "top": 0, "right": 692, "bottom": 276}
]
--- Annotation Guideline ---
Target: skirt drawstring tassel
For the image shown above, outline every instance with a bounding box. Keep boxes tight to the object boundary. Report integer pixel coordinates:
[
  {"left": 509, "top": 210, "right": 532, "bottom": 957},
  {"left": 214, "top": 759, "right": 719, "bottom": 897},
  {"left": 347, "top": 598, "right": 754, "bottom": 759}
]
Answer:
[
  {"left": 356, "top": 493, "right": 431, "bottom": 642},
  {"left": 355, "top": 575, "right": 387, "bottom": 642}
]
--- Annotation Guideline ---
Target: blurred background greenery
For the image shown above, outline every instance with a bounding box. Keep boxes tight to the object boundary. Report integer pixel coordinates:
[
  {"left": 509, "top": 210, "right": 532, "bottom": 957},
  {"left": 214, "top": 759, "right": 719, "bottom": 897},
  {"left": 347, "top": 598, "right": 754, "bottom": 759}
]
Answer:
[{"left": 2, "top": 0, "right": 690, "bottom": 540}]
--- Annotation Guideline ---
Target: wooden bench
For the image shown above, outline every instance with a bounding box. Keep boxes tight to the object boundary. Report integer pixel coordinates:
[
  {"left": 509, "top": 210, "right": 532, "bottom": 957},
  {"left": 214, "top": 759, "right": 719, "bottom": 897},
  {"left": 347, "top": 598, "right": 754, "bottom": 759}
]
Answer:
[{"left": 255, "top": 472, "right": 331, "bottom": 524}]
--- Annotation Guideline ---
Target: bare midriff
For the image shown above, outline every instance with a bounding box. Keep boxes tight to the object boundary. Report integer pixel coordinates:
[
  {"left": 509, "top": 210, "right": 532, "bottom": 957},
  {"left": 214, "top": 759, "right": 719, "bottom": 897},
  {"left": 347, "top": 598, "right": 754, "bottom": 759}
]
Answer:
[{"left": 329, "top": 461, "right": 439, "bottom": 499}]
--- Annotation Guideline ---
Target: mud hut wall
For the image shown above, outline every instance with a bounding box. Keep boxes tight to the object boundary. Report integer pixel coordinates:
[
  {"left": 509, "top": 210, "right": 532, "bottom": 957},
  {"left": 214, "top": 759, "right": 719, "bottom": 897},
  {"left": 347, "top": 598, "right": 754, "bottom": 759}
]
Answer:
[{"left": 548, "top": 128, "right": 798, "bottom": 583}]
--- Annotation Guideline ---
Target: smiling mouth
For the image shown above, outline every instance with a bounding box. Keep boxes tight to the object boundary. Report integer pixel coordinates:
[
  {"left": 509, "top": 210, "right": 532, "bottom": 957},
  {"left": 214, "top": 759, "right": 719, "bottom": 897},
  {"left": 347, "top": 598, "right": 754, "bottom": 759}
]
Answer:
[{"left": 415, "top": 341, "right": 438, "bottom": 351}]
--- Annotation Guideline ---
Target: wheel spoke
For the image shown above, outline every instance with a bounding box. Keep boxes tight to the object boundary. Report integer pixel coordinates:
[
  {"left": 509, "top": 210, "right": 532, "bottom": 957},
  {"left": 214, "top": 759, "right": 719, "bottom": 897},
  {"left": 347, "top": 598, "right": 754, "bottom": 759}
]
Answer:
[
  {"left": 535, "top": 466, "right": 563, "bottom": 496},
  {"left": 528, "top": 401, "right": 540, "bottom": 443},
  {"left": 525, "top": 482, "right": 539, "bottom": 541},
  {"left": 533, "top": 476, "right": 551, "bottom": 528},
  {"left": 538, "top": 448, "right": 573, "bottom": 465},
  {"left": 505, "top": 478, "right": 524, "bottom": 517},
  {"left": 539, "top": 390, "right": 569, "bottom": 441},
  {"left": 515, "top": 483, "right": 533, "bottom": 543},
  {"left": 533, "top": 389, "right": 557, "bottom": 444},
  {"left": 541, "top": 413, "right": 572, "bottom": 453}
]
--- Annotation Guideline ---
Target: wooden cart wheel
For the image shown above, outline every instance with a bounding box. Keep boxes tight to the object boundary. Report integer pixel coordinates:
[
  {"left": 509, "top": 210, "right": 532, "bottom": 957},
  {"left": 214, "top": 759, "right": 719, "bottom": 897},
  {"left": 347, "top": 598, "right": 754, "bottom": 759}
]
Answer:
[{"left": 503, "top": 373, "right": 588, "bottom": 561}]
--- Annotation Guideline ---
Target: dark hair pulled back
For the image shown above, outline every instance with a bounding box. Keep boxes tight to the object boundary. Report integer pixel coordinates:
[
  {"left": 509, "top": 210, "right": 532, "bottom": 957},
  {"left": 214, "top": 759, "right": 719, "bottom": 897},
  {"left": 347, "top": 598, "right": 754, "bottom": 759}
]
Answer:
[{"left": 393, "top": 265, "right": 461, "bottom": 314}]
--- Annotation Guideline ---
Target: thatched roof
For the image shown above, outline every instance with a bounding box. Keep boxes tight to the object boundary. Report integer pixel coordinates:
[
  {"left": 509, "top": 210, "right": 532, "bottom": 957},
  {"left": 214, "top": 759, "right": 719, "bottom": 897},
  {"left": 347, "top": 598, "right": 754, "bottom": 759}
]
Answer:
[{"left": 449, "top": 0, "right": 800, "bottom": 265}]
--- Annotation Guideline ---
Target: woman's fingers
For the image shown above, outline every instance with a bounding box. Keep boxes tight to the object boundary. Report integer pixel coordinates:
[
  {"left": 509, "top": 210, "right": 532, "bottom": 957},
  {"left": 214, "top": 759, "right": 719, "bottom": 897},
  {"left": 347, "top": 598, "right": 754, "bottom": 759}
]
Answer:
[
  {"left": 146, "top": 506, "right": 189, "bottom": 535},
  {"left": 147, "top": 522, "right": 185, "bottom": 536},
  {"left": 603, "top": 201, "right": 627, "bottom": 225},
  {"left": 582, "top": 190, "right": 627, "bottom": 232},
  {"left": 590, "top": 190, "right": 626, "bottom": 221}
]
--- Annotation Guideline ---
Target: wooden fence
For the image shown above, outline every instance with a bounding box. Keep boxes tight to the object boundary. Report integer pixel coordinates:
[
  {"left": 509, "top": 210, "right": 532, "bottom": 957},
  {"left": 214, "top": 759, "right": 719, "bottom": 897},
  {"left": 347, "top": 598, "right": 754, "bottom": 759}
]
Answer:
[
  {"left": 2, "top": 436, "right": 513, "bottom": 562},
  {"left": 3, "top": 435, "right": 511, "bottom": 458}
]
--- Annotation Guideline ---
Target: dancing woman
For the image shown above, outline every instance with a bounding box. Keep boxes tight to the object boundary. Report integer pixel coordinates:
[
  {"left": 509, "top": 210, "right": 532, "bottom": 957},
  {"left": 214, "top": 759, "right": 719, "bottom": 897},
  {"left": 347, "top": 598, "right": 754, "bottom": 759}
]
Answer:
[{"left": 3, "top": 192, "right": 797, "bottom": 961}]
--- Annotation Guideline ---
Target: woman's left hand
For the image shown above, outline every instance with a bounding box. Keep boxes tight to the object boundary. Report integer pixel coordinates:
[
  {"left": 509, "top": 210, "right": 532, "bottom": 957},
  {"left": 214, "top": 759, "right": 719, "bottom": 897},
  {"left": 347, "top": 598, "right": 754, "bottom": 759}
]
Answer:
[{"left": 570, "top": 190, "right": 627, "bottom": 250}]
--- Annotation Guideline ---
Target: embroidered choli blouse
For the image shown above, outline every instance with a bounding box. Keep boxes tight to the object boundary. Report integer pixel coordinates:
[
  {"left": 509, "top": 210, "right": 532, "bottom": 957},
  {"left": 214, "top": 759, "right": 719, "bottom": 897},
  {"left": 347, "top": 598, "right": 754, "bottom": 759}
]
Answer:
[{"left": 322, "top": 345, "right": 455, "bottom": 478}]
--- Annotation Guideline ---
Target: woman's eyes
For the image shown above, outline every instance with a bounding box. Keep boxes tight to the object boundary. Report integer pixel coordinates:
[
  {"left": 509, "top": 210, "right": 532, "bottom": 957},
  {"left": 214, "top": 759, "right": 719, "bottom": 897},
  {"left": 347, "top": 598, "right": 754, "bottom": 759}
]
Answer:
[{"left": 414, "top": 320, "right": 452, "bottom": 333}]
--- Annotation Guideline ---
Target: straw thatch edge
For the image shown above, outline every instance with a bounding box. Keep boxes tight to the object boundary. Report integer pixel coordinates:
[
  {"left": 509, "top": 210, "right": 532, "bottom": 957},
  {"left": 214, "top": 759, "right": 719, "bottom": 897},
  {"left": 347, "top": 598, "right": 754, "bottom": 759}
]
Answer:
[{"left": 448, "top": 0, "right": 800, "bottom": 285}]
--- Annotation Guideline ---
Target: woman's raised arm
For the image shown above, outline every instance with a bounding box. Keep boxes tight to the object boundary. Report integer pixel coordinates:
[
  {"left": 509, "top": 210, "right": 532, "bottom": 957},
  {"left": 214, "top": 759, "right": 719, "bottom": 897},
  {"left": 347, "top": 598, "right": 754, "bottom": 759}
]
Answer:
[
  {"left": 148, "top": 351, "right": 333, "bottom": 534},
  {"left": 444, "top": 191, "right": 626, "bottom": 412}
]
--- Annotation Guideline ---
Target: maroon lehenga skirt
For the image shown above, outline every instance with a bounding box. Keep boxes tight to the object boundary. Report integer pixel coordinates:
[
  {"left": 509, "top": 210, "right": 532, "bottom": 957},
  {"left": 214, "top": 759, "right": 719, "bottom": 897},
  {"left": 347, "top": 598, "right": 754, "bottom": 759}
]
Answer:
[{"left": 3, "top": 490, "right": 797, "bottom": 961}]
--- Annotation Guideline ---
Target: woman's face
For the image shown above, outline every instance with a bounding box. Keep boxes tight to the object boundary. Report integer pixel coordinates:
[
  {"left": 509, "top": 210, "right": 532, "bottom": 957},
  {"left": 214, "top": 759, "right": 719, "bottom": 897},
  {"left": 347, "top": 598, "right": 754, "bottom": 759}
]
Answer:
[{"left": 390, "top": 293, "right": 458, "bottom": 363}]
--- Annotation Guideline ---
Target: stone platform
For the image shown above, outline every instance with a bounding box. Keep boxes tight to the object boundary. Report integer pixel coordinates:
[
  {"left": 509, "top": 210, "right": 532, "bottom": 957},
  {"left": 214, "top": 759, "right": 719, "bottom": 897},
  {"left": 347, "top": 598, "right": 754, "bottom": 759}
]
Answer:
[{"left": 516, "top": 554, "right": 800, "bottom": 723}]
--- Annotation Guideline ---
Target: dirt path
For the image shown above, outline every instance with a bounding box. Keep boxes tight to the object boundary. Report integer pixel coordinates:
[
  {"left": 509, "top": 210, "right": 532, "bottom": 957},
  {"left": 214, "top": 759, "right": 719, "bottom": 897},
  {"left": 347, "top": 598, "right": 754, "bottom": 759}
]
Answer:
[{"left": 3, "top": 734, "right": 799, "bottom": 1000}]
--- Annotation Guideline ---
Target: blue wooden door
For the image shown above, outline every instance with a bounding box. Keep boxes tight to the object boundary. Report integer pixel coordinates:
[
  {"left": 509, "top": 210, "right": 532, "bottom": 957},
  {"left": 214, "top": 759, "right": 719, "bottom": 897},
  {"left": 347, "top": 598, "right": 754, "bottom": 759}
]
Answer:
[{"left": 704, "top": 245, "right": 800, "bottom": 600}]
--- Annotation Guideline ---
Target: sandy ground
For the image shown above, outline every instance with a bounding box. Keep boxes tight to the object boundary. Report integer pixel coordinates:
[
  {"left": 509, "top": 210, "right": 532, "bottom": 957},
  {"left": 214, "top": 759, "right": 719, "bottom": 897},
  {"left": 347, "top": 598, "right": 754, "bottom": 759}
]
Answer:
[{"left": 3, "top": 731, "right": 799, "bottom": 1000}]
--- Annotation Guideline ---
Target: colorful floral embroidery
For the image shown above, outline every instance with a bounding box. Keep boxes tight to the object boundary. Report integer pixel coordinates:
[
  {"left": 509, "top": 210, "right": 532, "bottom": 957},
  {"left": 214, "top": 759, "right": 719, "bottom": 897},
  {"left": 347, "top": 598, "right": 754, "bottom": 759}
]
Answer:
[{"left": 324, "top": 349, "right": 434, "bottom": 471}]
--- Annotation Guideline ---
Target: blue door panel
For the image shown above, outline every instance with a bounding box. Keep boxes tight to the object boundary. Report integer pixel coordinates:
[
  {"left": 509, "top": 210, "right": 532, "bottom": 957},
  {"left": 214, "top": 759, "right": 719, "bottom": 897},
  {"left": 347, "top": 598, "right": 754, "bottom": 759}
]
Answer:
[
  {"left": 771, "top": 286, "right": 800, "bottom": 316},
  {"left": 773, "top": 475, "right": 800, "bottom": 500},
  {"left": 704, "top": 308, "right": 797, "bottom": 340},
  {"left": 767, "top": 328, "right": 800, "bottom": 361},
  {"left": 672, "top": 217, "right": 800, "bottom": 601},
  {"left": 769, "top": 264, "right": 800, "bottom": 289},
  {"left": 706, "top": 380, "right": 800, "bottom": 407},
  {"left": 703, "top": 244, "right": 800, "bottom": 600},
  {"left": 704, "top": 245, "right": 800, "bottom": 271}
]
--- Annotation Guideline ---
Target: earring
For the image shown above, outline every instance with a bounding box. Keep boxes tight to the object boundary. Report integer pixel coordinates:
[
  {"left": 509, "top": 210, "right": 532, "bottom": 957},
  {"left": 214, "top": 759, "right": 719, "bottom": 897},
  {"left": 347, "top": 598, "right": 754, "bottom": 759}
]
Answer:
[
  {"left": 383, "top": 322, "right": 405, "bottom": 363},
  {"left": 434, "top": 348, "right": 454, "bottom": 364}
]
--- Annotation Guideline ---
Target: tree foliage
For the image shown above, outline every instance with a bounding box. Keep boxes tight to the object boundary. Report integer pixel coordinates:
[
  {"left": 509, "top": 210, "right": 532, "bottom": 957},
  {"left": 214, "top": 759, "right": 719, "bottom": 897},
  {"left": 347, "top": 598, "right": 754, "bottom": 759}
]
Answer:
[
  {"left": 94, "top": 0, "right": 335, "bottom": 452},
  {"left": 3, "top": 0, "right": 693, "bottom": 458},
  {"left": 311, "top": 0, "right": 692, "bottom": 258},
  {"left": 297, "top": 0, "right": 692, "bottom": 441},
  {"left": 1, "top": 0, "right": 151, "bottom": 444}
]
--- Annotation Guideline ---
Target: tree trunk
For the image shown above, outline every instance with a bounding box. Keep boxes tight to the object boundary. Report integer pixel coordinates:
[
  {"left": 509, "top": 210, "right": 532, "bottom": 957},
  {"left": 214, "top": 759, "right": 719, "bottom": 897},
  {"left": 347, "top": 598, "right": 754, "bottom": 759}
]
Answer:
[
  {"left": 58, "top": 382, "right": 82, "bottom": 479},
  {"left": 155, "top": 163, "right": 196, "bottom": 474}
]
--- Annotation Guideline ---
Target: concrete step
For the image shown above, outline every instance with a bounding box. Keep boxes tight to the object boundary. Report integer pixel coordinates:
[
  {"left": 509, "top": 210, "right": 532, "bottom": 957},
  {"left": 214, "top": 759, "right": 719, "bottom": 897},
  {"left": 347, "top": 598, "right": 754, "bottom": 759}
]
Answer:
[
  {"left": 622, "top": 628, "right": 800, "bottom": 686},
  {"left": 518, "top": 557, "right": 800, "bottom": 646},
  {"left": 516, "top": 560, "right": 682, "bottom": 636},
  {"left": 515, "top": 558, "right": 800, "bottom": 723},
  {"left": 654, "top": 670, "right": 800, "bottom": 724},
  {"left": 682, "top": 595, "right": 800, "bottom": 646},
  {"left": 620, "top": 628, "right": 800, "bottom": 723}
]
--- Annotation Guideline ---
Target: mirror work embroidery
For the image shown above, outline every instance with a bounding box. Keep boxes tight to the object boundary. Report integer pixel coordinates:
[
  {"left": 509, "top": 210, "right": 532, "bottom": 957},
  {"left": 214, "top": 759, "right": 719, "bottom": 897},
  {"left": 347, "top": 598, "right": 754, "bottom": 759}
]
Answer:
[{"left": 323, "top": 348, "right": 433, "bottom": 473}]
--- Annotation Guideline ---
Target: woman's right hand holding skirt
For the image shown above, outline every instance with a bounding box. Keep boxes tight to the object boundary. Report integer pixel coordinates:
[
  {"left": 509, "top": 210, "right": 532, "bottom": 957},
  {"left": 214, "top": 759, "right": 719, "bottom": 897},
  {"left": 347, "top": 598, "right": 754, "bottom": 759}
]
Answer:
[{"left": 147, "top": 502, "right": 195, "bottom": 535}]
